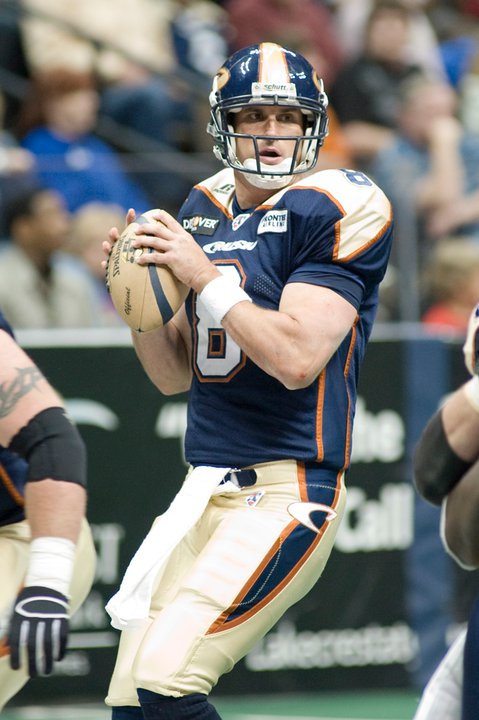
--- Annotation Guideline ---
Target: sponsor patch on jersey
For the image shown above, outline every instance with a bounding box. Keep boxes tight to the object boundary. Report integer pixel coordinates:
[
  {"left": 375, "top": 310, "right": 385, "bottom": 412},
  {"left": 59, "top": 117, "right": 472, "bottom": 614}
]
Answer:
[
  {"left": 182, "top": 215, "right": 220, "bottom": 235},
  {"left": 257, "top": 209, "right": 288, "bottom": 234},
  {"left": 203, "top": 240, "right": 257, "bottom": 254},
  {"left": 216, "top": 183, "right": 235, "bottom": 194},
  {"left": 246, "top": 490, "right": 265, "bottom": 507},
  {"left": 232, "top": 213, "right": 251, "bottom": 231}
]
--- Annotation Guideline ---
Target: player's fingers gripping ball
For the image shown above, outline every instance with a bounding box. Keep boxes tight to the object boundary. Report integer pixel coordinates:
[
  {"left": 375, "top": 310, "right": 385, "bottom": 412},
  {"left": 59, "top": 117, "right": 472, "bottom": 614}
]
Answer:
[
  {"left": 105, "top": 209, "right": 189, "bottom": 332},
  {"left": 463, "top": 303, "right": 479, "bottom": 376}
]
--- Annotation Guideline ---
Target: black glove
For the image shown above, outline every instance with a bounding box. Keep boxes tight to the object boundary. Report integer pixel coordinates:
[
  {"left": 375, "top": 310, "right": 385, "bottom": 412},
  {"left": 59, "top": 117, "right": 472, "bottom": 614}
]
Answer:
[{"left": 8, "top": 586, "right": 69, "bottom": 677}]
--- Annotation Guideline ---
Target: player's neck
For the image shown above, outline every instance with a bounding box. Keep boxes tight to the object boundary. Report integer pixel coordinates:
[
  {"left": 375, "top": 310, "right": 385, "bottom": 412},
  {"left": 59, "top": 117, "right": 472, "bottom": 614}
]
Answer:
[
  {"left": 233, "top": 170, "right": 296, "bottom": 209},
  {"left": 233, "top": 168, "right": 313, "bottom": 208}
]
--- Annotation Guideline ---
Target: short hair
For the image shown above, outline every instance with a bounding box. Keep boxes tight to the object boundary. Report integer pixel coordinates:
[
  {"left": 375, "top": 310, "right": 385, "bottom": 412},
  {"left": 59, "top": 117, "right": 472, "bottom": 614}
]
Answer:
[
  {"left": 422, "top": 239, "right": 479, "bottom": 302},
  {"left": 366, "top": 0, "right": 411, "bottom": 30},
  {"left": 68, "top": 201, "right": 124, "bottom": 255},
  {"left": 4, "top": 185, "right": 51, "bottom": 232},
  {"left": 16, "top": 68, "right": 97, "bottom": 138},
  {"left": 398, "top": 72, "right": 453, "bottom": 107}
]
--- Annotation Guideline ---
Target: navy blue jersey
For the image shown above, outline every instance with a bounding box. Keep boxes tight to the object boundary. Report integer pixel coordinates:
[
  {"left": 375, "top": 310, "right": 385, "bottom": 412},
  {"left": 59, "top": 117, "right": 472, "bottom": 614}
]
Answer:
[
  {"left": 179, "top": 167, "right": 393, "bottom": 470},
  {"left": 0, "top": 310, "right": 27, "bottom": 526}
]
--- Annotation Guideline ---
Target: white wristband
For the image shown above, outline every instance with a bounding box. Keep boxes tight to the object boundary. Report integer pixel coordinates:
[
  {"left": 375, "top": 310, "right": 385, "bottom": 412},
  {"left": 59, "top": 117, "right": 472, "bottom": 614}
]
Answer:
[
  {"left": 199, "top": 275, "right": 252, "bottom": 326},
  {"left": 464, "top": 376, "right": 479, "bottom": 414},
  {"left": 25, "top": 537, "right": 76, "bottom": 597}
]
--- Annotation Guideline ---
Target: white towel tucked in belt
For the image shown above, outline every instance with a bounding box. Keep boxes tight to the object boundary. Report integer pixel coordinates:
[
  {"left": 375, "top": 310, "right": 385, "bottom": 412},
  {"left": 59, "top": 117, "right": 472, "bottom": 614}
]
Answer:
[{"left": 105, "top": 466, "right": 240, "bottom": 630}]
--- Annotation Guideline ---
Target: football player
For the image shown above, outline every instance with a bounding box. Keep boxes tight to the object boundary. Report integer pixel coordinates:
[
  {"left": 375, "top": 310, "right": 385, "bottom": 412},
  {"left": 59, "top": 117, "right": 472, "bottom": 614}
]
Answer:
[
  {"left": 0, "top": 309, "right": 95, "bottom": 710},
  {"left": 413, "top": 303, "right": 479, "bottom": 720},
  {"left": 103, "top": 42, "right": 393, "bottom": 719}
]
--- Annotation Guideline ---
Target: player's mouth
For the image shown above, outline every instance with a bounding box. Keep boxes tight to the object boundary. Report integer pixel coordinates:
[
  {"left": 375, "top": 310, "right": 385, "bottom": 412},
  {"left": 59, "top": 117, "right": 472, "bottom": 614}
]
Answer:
[{"left": 258, "top": 147, "right": 283, "bottom": 165}]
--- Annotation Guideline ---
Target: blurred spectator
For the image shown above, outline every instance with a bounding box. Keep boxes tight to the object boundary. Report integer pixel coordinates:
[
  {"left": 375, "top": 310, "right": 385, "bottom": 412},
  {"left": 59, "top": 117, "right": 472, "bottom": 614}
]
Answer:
[
  {"left": 0, "top": 186, "right": 100, "bottom": 329},
  {"left": 16, "top": 69, "right": 149, "bottom": 214},
  {"left": 0, "top": 0, "right": 30, "bottom": 131},
  {"left": 170, "top": 0, "right": 230, "bottom": 152},
  {"left": 431, "top": 5, "right": 479, "bottom": 89},
  {"left": 376, "top": 265, "right": 401, "bottom": 322},
  {"left": 0, "top": 90, "right": 37, "bottom": 239},
  {"left": 421, "top": 238, "right": 479, "bottom": 334},
  {"left": 66, "top": 201, "right": 126, "bottom": 327},
  {"left": 464, "top": 0, "right": 479, "bottom": 17},
  {"left": 371, "top": 74, "right": 479, "bottom": 256},
  {"left": 19, "top": 0, "right": 191, "bottom": 147},
  {"left": 427, "top": 3, "right": 479, "bottom": 136},
  {"left": 317, "top": 106, "right": 354, "bottom": 171},
  {"left": 328, "top": 0, "right": 424, "bottom": 170},
  {"left": 460, "top": 48, "right": 479, "bottom": 134},
  {"left": 224, "top": 0, "right": 345, "bottom": 87},
  {"left": 331, "top": 0, "right": 447, "bottom": 81},
  {"left": 171, "top": 1, "right": 229, "bottom": 79}
]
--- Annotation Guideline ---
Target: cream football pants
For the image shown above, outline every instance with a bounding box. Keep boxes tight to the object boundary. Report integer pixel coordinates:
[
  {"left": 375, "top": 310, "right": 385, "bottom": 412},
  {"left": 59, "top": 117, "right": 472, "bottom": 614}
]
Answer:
[
  {"left": 0, "top": 517, "right": 96, "bottom": 710},
  {"left": 106, "top": 459, "right": 346, "bottom": 707}
]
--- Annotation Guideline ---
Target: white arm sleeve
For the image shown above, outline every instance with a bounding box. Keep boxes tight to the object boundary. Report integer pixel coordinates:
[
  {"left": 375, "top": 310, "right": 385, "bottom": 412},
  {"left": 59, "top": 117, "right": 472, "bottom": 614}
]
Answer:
[{"left": 413, "top": 629, "right": 465, "bottom": 720}]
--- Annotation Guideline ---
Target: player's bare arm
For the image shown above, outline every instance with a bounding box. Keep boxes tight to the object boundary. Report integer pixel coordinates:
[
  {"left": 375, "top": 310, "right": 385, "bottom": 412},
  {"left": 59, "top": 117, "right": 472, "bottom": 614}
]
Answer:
[
  {"left": 131, "top": 306, "right": 193, "bottom": 395},
  {"left": 133, "top": 211, "right": 357, "bottom": 390},
  {"left": 103, "top": 214, "right": 193, "bottom": 394},
  {"left": 25, "top": 480, "right": 86, "bottom": 542},
  {"left": 223, "top": 282, "right": 357, "bottom": 389}
]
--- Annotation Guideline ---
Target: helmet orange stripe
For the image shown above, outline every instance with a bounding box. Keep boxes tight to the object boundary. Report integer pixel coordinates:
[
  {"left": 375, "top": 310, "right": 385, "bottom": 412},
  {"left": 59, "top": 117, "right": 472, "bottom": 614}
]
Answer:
[{"left": 259, "top": 42, "right": 290, "bottom": 85}]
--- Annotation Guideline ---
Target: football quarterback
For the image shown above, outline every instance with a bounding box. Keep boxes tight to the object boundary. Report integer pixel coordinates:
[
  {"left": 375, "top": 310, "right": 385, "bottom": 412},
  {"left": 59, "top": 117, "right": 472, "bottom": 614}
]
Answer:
[{"left": 104, "top": 42, "right": 393, "bottom": 720}]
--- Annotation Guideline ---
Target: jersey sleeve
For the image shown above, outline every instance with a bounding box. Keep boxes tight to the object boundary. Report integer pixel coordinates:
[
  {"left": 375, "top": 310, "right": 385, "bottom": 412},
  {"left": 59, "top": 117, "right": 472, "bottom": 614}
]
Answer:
[
  {"left": 290, "top": 262, "right": 366, "bottom": 310},
  {"left": 287, "top": 168, "right": 393, "bottom": 308}
]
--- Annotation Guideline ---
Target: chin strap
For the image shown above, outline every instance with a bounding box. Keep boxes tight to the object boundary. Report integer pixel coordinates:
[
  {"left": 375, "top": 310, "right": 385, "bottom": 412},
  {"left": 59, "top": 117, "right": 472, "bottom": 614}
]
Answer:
[{"left": 241, "top": 158, "right": 294, "bottom": 189}]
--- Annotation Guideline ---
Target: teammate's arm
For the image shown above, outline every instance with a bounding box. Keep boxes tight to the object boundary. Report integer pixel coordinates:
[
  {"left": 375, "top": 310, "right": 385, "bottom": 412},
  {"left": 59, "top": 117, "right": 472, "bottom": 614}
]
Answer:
[
  {"left": 0, "top": 329, "right": 89, "bottom": 676},
  {"left": 414, "top": 302, "right": 479, "bottom": 567},
  {"left": 414, "top": 302, "right": 479, "bottom": 504},
  {"left": 0, "top": 329, "right": 86, "bottom": 542},
  {"left": 443, "top": 457, "right": 479, "bottom": 569}
]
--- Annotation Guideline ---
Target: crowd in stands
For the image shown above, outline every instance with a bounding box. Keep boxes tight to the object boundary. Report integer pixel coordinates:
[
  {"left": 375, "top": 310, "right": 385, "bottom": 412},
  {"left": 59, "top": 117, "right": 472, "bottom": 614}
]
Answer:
[{"left": 0, "top": 0, "right": 479, "bottom": 329}]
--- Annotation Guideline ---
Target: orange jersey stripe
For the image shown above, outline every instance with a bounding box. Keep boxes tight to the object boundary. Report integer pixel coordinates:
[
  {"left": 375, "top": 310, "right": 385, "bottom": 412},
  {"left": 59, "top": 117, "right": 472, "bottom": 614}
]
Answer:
[{"left": 0, "top": 464, "right": 24, "bottom": 507}]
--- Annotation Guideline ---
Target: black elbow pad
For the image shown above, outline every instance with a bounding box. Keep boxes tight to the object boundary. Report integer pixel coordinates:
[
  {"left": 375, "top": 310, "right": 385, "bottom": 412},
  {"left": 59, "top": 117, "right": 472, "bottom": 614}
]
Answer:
[
  {"left": 413, "top": 410, "right": 471, "bottom": 506},
  {"left": 9, "top": 407, "right": 87, "bottom": 487}
]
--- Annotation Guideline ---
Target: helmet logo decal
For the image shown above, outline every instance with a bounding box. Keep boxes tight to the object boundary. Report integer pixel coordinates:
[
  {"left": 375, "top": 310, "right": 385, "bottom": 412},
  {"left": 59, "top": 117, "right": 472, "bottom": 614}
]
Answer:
[
  {"left": 215, "top": 67, "right": 230, "bottom": 92},
  {"left": 259, "top": 42, "right": 290, "bottom": 85}
]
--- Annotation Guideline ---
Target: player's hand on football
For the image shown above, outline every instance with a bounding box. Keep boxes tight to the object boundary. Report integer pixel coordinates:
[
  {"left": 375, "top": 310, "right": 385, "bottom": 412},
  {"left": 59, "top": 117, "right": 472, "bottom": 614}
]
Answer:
[
  {"left": 463, "top": 303, "right": 479, "bottom": 376},
  {"left": 8, "top": 585, "right": 70, "bottom": 677},
  {"left": 101, "top": 207, "right": 136, "bottom": 272},
  {"left": 131, "top": 209, "right": 220, "bottom": 292}
]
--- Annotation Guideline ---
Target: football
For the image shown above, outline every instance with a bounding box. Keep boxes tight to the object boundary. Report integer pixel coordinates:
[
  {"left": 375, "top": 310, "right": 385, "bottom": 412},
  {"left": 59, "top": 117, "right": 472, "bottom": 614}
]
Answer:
[{"left": 105, "top": 209, "right": 189, "bottom": 332}]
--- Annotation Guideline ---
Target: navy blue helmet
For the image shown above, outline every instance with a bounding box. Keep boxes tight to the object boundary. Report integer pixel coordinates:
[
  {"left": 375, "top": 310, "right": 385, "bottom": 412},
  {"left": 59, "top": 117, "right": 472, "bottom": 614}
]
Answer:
[{"left": 208, "top": 42, "right": 329, "bottom": 188}]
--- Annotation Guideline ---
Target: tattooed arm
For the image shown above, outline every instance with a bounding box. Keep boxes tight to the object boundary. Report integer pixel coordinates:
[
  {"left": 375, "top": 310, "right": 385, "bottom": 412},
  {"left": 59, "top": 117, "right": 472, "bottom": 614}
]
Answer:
[
  {"left": 0, "top": 326, "right": 93, "bottom": 684},
  {"left": 0, "top": 330, "right": 62, "bottom": 443},
  {"left": 0, "top": 328, "right": 86, "bottom": 540}
]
